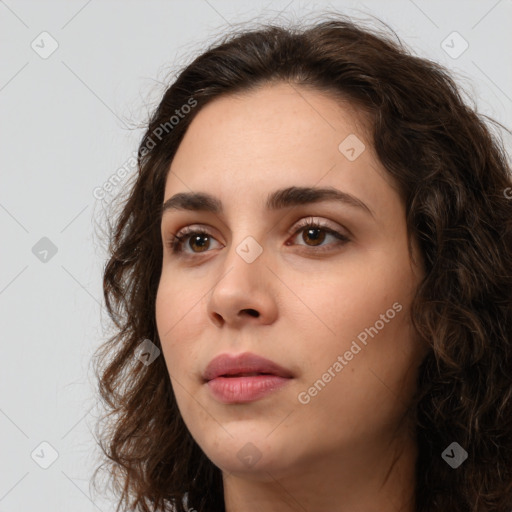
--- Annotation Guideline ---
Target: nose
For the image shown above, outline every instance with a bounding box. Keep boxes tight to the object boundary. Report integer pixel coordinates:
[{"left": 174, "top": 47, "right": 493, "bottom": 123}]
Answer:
[{"left": 207, "top": 239, "right": 278, "bottom": 328}]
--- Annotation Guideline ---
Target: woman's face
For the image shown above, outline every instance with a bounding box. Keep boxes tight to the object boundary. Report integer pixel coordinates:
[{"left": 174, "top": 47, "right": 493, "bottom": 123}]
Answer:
[{"left": 156, "top": 82, "right": 427, "bottom": 481}]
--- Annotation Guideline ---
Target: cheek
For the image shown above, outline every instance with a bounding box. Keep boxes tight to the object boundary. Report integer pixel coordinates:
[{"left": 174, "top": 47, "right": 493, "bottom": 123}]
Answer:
[
  {"left": 300, "top": 253, "right": 412, "bottom": 336},
  {"left": 155, "top": 282, "right": 205, "bottom": 419},
  {"left": 155, "top": 276, "right": 199, "bottom": 372},
  {"left": 299, "top": 250, "right": 420, "bottom": 384},
  {"left": 156, "top": 270, "right": 204, "bottom": 332}
]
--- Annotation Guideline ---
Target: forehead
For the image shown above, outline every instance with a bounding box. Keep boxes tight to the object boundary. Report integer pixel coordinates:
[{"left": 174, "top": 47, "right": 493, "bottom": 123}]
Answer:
[{"left": 164, "top": 82, "right": 396, "bottom": 218}]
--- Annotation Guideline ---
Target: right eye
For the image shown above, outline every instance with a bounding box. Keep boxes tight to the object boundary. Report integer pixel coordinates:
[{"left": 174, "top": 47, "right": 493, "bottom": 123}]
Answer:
[{"left": 165, "top": 227, "right": 221, "bottom": 256}]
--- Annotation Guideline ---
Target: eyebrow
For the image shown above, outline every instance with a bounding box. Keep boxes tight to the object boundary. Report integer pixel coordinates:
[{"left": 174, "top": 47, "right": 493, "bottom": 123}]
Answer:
[{"left": 161, "top": 186, "right": 375, "bottom": 219}]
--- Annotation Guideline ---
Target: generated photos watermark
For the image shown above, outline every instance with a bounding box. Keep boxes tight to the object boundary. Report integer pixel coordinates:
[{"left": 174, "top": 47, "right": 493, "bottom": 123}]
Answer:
[
  {"left": 297, "top": 301, "right": 403, "bottom": 404},
  {"left": 93, "top": 97, "right": 197, "bottom": 202}
]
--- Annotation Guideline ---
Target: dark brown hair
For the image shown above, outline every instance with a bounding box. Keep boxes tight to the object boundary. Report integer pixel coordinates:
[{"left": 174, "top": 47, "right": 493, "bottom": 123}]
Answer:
[{"left": 91, "top": 13, "right": 512, "bottom": 512}]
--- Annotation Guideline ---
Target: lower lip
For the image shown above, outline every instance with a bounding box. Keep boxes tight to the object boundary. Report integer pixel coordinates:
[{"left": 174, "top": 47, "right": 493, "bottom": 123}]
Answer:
[{"left": 206, "top": 375, "right": 291, "bottom": 403}]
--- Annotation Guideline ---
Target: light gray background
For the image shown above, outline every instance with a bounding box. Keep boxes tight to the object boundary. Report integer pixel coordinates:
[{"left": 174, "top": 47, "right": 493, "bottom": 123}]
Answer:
[{"left": 1, "top": 1, "right": 511, "bottom": 510}]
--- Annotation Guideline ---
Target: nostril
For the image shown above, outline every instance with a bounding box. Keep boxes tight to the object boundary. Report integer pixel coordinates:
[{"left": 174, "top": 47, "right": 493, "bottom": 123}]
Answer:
[{"left": 243, "top": 309, "right": 259, "bottom": 317}]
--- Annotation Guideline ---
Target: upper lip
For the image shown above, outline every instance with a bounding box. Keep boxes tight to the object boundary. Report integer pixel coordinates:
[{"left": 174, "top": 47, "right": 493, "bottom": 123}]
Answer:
[{"left": 202, "top": 352, "right": 294, "bottom": 382}]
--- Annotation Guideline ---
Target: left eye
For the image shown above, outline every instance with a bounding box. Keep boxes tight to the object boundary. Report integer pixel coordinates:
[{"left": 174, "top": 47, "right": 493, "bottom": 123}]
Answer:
[
  {"left": 286, "top": 221, "right": 350, "bottom": 250},
  {"left": 165, "top": 219, "right": 350, "bottom": 256}
]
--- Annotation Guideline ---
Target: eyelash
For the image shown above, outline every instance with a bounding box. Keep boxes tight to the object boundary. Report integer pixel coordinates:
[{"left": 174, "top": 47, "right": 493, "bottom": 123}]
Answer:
[{"left": 165, "top": 218, "right": 350, "bottom": 258}]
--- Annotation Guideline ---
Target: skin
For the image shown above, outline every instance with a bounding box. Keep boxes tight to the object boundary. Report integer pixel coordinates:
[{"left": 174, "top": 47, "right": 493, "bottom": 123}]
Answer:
[{"left": 156, "top": 82, "right": 429, "bottom": 512}]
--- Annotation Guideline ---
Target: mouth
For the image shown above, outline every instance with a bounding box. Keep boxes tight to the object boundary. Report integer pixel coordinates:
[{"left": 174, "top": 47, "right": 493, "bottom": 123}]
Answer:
[
  {"left": 220, "top": 371, "right": 275, "bottom": 377},
  {"left": 202, "top": 352, "right": 294, "bottom": 382},
  {"left": 202, "top": 352, "right": 294, "bottom": 403},
  {"left": 205, "top": 373, "right": 292, "bottom": 404}
]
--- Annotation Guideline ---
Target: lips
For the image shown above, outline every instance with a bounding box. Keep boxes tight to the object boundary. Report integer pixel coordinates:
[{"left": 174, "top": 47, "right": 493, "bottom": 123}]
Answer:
[{"left": 202, "top": 352, "right": 293, "bottom": 382}]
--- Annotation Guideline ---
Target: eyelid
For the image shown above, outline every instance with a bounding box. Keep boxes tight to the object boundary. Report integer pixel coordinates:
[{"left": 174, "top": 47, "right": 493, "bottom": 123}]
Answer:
[
  {"left": 167, "top": 216, "right": 347, "bottom": 241},
  {"left": 165, "top": 216, "right": 351, "bottom": 258},
  {"left": 286, "top": 216, "right": 348, "bottom": 237}
]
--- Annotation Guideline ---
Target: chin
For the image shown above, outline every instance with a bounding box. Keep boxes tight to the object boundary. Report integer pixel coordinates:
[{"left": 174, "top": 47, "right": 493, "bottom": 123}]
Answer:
[{"left": 197, "top": 431, "right": 299, "bottom": 480}]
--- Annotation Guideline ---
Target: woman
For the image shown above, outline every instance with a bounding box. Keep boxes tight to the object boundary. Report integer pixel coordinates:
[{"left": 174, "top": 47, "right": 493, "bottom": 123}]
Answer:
[{"left": 92, "top": 14, "right": 512, "bottom": 512}]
